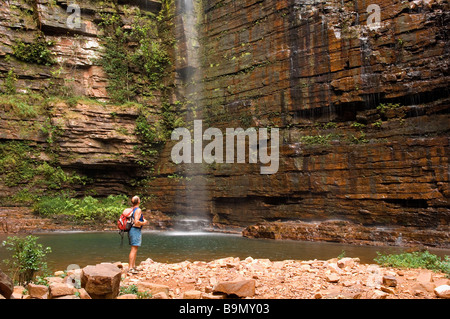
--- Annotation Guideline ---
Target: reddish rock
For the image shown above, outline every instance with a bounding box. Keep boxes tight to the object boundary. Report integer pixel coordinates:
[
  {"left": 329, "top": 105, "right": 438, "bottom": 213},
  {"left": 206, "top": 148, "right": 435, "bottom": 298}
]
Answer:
[
  {"left": 49, "top": 282, "right": 75, "bottom": 299},
  {"left": 434, "top": 285, "right": 450, "bottom": 299},
  {"left": 383, "top": 276, "right": 398, "bottom": 288},
  {"left": 81, "top": 263, "right": 122, "bottom": 299},
  {"left": 27, "top": 283, "right": 49, "bottom": 299},
  {"left": 0, "top": 270, "right": 14, "bottom": 299},
  {"left": 213, "top": 279, "right": 256, "bottom": 298}
]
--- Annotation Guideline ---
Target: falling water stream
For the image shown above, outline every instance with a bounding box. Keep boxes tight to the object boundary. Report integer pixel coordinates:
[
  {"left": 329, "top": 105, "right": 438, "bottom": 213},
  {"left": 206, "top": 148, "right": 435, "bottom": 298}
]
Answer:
[{"left": 174, "top": 0, "right": 209, "bottom": 231}]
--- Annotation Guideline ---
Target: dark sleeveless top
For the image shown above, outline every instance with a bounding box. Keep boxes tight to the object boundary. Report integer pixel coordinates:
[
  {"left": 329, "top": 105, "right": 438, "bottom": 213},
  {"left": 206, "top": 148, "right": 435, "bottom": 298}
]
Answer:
[{"left": 131, "top": 207, "right": 144, "bottom": 229}]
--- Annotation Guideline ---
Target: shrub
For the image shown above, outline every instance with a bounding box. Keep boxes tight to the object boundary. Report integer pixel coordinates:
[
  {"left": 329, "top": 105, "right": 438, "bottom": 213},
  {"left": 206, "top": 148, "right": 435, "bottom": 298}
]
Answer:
[
  {"left": 2, "top": 235, "right": 52, "bottom": 285},
  {"left": 119, "top": 284, "right": 152, "bottom": 299},
  {"left": 351, "top": 122, "right": 366, "bottom": 130},
  {"left": 3, "top": 69, "right": 17, "bottom": 94},
  {"left": 375, "top": 250, "right": 450, "bottom": 275},
  {"left": 376, "top": 103, "right": 401, "bottom": 115},
  {"left": 300, "top": 134, "right": 341, "bottom": 145},
  {"left": 98, "top": 7, "right": 173, "bottom": 103},
  {"left": 33, "top": 195, "right": 129, "bottom": 222},
  {"left": 347, "top": 132, "right": 369, "bottom": 144},
  {"left": 13, "top": 37, "right": 55, "bottom": 66}
]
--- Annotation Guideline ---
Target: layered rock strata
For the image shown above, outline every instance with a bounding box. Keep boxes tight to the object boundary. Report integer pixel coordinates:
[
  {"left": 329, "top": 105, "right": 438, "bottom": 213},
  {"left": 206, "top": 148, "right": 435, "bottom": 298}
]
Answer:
[
  {"left": 0, "top": 0, "right": 448, "bottom": 246},
  {"left": 146, "top": 0, "right": 449, "bottom": 245}
]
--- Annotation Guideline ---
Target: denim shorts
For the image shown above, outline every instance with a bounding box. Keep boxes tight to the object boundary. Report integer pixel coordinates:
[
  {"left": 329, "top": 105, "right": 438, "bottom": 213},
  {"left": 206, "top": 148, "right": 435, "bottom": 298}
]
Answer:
[{"left": 128, "top": 227, "right": 142, "bottom": 247}]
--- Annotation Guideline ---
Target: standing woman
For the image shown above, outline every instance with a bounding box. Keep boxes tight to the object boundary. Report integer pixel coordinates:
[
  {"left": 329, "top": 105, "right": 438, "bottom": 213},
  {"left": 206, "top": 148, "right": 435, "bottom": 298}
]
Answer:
[{"left": 128, "top": 196, "right": 148, "bottom": 273}]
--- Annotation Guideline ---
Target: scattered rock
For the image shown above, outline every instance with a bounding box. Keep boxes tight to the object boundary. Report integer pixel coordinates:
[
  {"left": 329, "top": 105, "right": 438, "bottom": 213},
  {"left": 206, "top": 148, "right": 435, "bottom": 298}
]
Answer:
[
  {"left": 153, "top": 292, "right": 169, "bottom": 299},
  {"left": 27, "top": 283, "right": 49, "bottom": 299},
  {"left": 434, "top": 285, "right": 450, "bottom": 299},
  {"left": 12, "top": 286, "right": 26, "bottom": 299},
  {"left": 9, "top": 255, "right": 448, "bottom": 300},
  {"left": 213, "top": 279, "right": 256, "bottom": 298},
  {"left": 136, "top": 282, "right": 170, "bottom": 296},
  {"left": 417, "top": 270, "right": 433, "bottom": 284},
  {"left": 49, "top": 282, "right": 75, "bottom": 298},
  {"left": 327, "top": 263, "right": 342, "bottom": 274},
  {"left": 383, "top": 275, "right": 398, "bottom": 287},
  {"left": 371, "top": 290, "right": 388, "bottom": 299},
  {"left": 337, "top": 258, "right": 355, "bottom": 269},
  {"left": 380, "top": 286, "right": 396, "bottom": 294},
  {"left": 81, "top": 263, "right": 122, "bottom": 299},
  {"left": 0, "top": 270, "right": 13, "bottom": 299},
  {"left": 326, "top": 274, "right": 340, "bottom": 283}
]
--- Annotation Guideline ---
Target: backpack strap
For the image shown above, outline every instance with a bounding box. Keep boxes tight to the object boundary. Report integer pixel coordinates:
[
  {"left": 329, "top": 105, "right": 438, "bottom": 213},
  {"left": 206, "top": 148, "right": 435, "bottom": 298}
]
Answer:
[{"left": 126, "top": 207, "right": 138, "bottom": 218}]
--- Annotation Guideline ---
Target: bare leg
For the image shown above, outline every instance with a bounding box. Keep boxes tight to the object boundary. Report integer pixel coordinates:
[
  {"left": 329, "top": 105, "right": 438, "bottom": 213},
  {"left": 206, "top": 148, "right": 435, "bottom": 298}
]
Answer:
[{"left": 129, "top": 246, "right": 138, "bottom": 270}]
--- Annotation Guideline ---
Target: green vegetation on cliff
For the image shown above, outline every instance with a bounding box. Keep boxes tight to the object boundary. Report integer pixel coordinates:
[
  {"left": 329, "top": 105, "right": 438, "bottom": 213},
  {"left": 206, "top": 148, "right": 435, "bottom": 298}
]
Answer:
[
  {"left": 0, "top": 141, "right": 90, "bottom": 204},
  {"left": 12, "top": 36, "right": 55, "bottom": 66},
  {"left": 98, "top": 0, "right": 174, "bottom": 103},
  {"left": 33, "top": 195, "right": 129, "bottom": 222}
]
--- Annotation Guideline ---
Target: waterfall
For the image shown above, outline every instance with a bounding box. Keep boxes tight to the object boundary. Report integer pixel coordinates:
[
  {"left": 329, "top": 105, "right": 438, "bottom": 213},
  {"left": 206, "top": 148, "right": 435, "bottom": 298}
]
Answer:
[{"left": 173, "top": 0, "right": 210, "bottom": 232}]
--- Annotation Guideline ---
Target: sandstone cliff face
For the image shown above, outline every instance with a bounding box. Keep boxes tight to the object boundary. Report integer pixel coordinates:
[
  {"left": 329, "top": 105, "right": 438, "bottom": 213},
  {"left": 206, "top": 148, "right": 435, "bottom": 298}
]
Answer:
[
  {"left": 0, "top": 0, "right": 164, "bottom": 201},
  {"left": 146, "top": 0, "right": 449, "bottom": 246},
  {"left": 0, "top": 0, "right": 448, "bottom": 246}
]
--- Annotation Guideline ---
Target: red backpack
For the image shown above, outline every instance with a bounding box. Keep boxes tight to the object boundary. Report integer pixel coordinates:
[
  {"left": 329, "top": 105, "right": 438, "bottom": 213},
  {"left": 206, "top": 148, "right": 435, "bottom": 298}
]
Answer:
[{"left": 117, "top": 207, "right": 137, "bottom": 232}]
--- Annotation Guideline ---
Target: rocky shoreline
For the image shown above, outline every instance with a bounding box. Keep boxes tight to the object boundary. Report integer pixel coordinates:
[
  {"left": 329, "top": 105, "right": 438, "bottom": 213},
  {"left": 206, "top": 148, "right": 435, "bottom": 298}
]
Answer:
[
  {"left": 3, "top": 256, "right": 450, "bottom": 300},
  {"left": 242, "top": 221, "right": 450, "bottom": 249}
]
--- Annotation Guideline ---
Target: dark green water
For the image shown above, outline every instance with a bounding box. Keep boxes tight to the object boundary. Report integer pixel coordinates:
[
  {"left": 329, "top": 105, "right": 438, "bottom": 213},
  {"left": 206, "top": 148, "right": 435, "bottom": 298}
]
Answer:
[{"left": 1, "top": 231, "right": 449, "bottom": 272}]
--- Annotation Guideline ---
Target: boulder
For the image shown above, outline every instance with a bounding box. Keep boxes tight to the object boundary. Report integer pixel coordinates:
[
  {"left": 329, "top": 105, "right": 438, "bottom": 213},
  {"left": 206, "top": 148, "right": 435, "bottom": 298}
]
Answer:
[
  {"left": 136, "top": 282, "right": 170, "bottom": 296},
  {"left": 434, "top": 285, "right": 450, "bottom": 299},
  {"left": 213, "top": 279, "right": 256, "bottom": 298},
  {"left": 27, "top": 283, "right": 49, "bottom": 299},
  {"left": 81, "top": 263, "right": 122, "bottom": 299},
  {"left": 49, "top": 282, "right": 76, "bottom": 299},
  {"left": 0, "top": 270, "right": 13, "bottom": 299},
  {"left": 12, "top": 286, "right": 26, "bottom": 299}
]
